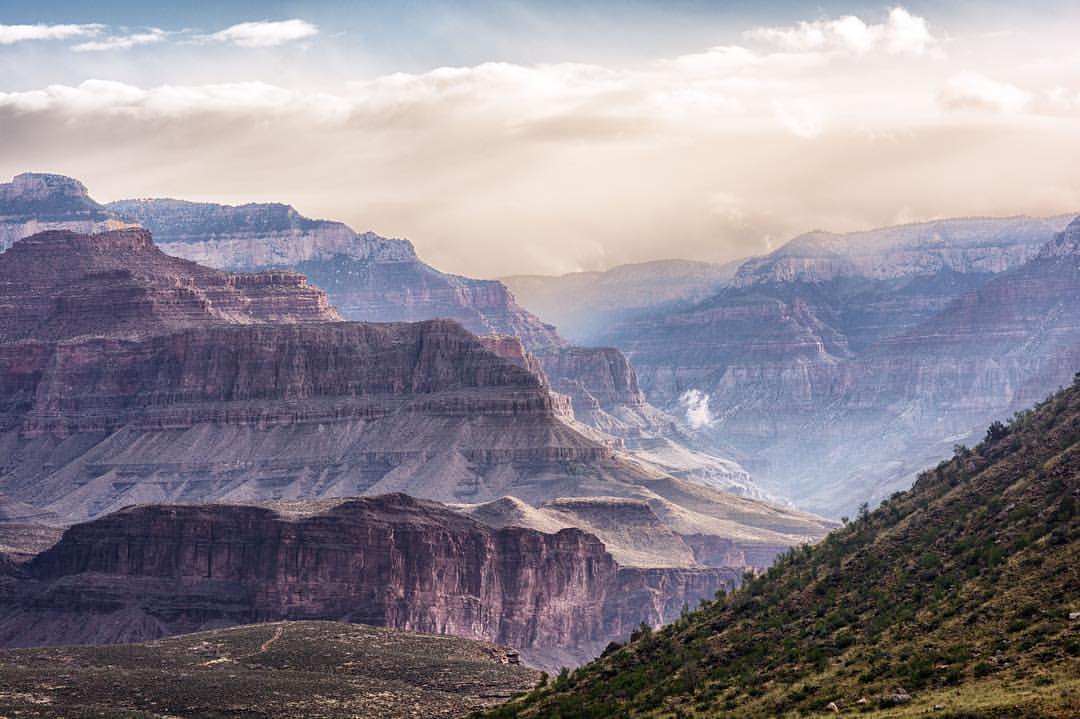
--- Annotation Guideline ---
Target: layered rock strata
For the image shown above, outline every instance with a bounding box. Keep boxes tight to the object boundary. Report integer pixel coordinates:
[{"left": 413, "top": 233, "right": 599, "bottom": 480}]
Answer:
[
  {"left": 0, "top": 227, "right": 830, "bottom": 567},
  {"left": 1, "top": 174, "right": 760, "bottom": 499},
  {"left": 594, "top": 215, "right": 1080, "bottom": 514},
  {"left": 0, "top": 494, "right": 741, "bottom": 668}
]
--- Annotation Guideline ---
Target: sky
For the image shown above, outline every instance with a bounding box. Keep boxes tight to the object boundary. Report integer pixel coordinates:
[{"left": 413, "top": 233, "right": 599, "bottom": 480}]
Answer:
[{"left": 1, "top": 2, "right": 1079, "bottom": 277}]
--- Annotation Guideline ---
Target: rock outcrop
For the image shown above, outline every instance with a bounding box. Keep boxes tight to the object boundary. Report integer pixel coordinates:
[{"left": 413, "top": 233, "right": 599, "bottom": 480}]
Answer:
[
  {"left": 0, "top": 494, "right": 742, "bottom": 668},
  {"left": 1, "top": 173, "right": 761, "bottom": 499},
  {"left": 0, "top": 173, "right": 127, "bottom": 250},
  {"left": 106, "top": 197, "right": 565, "bottom": 351},
  {"left": 590, "top": 214, "right": 1080, "bottom": 514},
  {"left": 0, "top": 226, "right": 831, "bottom": 566},
  {"left": 0, "top": 228, "right": 340, "bottom": 343},
  {"left": 732, "top": 215, "right": 1072, "bottom": 286}
]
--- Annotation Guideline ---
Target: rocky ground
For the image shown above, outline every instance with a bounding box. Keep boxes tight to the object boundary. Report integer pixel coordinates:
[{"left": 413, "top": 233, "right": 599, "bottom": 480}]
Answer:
[{"left": 0, "top": 621, "right": 539, "bottom": 719}]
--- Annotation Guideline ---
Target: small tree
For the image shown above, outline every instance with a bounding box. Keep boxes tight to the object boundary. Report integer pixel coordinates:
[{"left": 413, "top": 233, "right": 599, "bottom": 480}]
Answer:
[{"left": 985, "top": 420, "right": 1008, "bottom": 442}]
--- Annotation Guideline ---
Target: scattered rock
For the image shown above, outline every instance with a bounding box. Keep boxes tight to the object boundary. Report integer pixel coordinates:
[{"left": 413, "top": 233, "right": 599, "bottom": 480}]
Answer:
[
  {"left": 879, "top": 689, "right": 912, "bottom": 707},
  {"left": 825, "top": 700, "right": 839, "bottom": 713}
]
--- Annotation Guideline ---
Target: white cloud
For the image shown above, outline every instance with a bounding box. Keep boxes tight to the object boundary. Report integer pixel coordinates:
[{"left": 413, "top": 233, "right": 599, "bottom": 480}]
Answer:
[
  {"left": 939, "top": 71, "right": 1031, "bottom": 113},
  {"left": 744, "top": 7, "right": 937, "bottom": 57},
  {"left": 883, "top": 8, "right": 935, "bottom": 56},
  {"left": 0, "top": 23, "right": 103, "bottom": 45},
  {"left": 72, "top": 29, "right": 166, "bottom": 52},
  {"left": 679, "top": 390, "right": 714, "bottom": 429},
  {"left": 206, "top": 19, "right": 318, "bottom": 48},
  {"left": 1, "top": 10, "right": 1077, "bottom": 277},
  {"left": 773, "top": 98, "right": 825, "bottom": 138},
  {"left": 0, "top": 79, "right": 325, "bottom": 119}
]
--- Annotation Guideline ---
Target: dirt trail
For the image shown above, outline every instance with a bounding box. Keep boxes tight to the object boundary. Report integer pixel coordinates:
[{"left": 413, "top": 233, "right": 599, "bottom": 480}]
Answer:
[{"left": 257, "top": 624, "right": 285, "bottom": 654}]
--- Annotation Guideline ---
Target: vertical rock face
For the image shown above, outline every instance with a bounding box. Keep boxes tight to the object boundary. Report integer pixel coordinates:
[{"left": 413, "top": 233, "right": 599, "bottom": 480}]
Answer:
[
  {"left": 0, "top": 224, "right": 826, "bottom": 569},
  {"left": 533, "top": 346, "right": 646, "bottom": 413},
  {"left": 1, "top": 174, "right": 759, "bottom": 498},
  {"left": 732, "top": 216, "right": 1070, "bottom": 286},
  {"left": 591, "top": 215, "right": 1080, "bottom": 515},
  {"left": 0, "top": 174, "right": 125, "bottom": 250},
  {"left": 105, "top": 197, "right": 565, "bottom": 350},
  {"left": 0, "top": 229, "right": 340, "bottom": 342},
  {"left": 0, "top": 495, "right": 740, "bottom": 669}
]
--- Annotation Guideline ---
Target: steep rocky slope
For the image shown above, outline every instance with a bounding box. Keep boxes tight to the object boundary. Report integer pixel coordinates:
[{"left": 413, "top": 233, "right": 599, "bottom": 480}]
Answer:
[
  {"left": 0, "top": 494, "right": 742, "bottom": 669},
  {"left": 593, "top": 215, "right": 1080, "bottom": 514},
  {"left": 0, "top": 226, "right": 829, "bottom": 567},
  {"left": 0, "top": 228, "right": 340, "bottom": 343},
  {"left": 481, "top": 377, "right": 1080, "bottom": 718},
  {"left": 1, "top": 173, "right": 760, "bottom": 498},
  {"left": 0, "top": 173, "right": 126, "bottom": 250},
  {"left": 733, "top": 215, "right": 1072, "bottom": 286},
  {"left": 105, "top": 195, "right": 732, "bottom": 477},
  {"left": 502, "top": 342, "right": 761, "bottom": 499},
  {"left": 0, "top": 621, "right": 540, "bottom": 718},
  {"left": 106, "top": 196, "right": 565, "bottom": 350}
]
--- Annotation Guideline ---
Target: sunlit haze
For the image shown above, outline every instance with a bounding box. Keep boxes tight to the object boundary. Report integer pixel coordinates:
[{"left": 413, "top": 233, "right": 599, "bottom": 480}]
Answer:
[{"left": 2, "top": 1, "right": 1079, "bottom": 276}]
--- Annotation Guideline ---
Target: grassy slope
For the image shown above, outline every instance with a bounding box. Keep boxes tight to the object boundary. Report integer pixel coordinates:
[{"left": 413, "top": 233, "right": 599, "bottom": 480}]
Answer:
[
  {"left": 481, "top": 377, "right": 1080, "bottom": 718},
  {"left": 0, "top": 621, "right": 539, "bottom": 719}
]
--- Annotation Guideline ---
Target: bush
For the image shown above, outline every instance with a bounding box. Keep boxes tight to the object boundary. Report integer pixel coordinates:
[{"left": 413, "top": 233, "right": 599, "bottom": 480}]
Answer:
[{"left": 985, "top": 420, "right": 1008, "bottom": 442}]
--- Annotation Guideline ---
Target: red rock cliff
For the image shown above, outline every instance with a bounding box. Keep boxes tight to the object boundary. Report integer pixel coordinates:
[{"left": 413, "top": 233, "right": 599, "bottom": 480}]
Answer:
[{"left": 0, "top": 494, "right": 737, "bottom": 669}]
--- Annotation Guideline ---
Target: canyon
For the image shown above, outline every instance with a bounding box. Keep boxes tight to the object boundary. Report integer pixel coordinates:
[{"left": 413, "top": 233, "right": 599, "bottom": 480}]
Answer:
[
  {"left": 0, "top": 173, "right": 761, "bottom": 499},
  {"left": 7, "top": 172, "right": 1075, "bottom": 519},
  {"left": 570, "top": 215, "right": 1080, "bottom": 514},
  {"left": 0, "top": 223, "right": 830, "bottom": 565},
  {"left": 0, "top": 493, "right": 741, "bottom": 669}
]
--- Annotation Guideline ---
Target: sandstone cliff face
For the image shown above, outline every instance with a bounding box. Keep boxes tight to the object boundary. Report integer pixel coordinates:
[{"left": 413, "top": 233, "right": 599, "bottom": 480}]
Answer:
[
  {"left": 533, "top": 346, "right": 646, "bottom": 413},
  {"left": 593, "top": 215, "right": 1080, "bottom": 515},
  {"left": 0, "top": 173, "right": 126, "bottom": 250},
  {"left": 732, "top": 216, "right": 1072, "bottom": 286},
  {"left": 106, "top": 198, "right": 416, "bottom": 266},
  {"left": 0, "top": 495, "right": 740, "bottom": 669},
  {"left": 0, "top": 228, "right": 340, "bottom": 343},
  {"left": 3, "top": 174, "right": 759, "bottom": 501},
  {"left": 0, "top": 225, "right": 824, "bottom": 564},
  {"left": 105, "top": 197, "right": 565, "bottom": 351}
]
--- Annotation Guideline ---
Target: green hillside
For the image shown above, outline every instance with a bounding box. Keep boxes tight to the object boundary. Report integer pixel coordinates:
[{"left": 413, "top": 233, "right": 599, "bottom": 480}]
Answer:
[{"left": 481, "top": 375, "right": 1080, "bottom": 718}]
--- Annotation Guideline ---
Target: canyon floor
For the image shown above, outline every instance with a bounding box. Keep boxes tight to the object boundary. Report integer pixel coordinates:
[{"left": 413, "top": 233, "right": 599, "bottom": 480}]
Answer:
[{"left": 0, "top": 621, "right": 538, "bottom": 719}]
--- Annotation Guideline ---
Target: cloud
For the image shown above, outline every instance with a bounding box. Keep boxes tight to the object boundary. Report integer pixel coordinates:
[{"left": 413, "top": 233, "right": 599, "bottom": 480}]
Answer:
[
  {"left": 679, "top": 390, "right": 714, "bottom": 429},
  {"left": 744, "top": 7, "right": 937, "bottom": 56},
  {"left": 0, "top": 79, "right": 332, "bottom": 120},
  {"left": 773, "top": 98, "right": 825, "bottom": 138},
  {"left": 206, "top": 19, "right": 318, "bottom": 48},
  {"left": 0, "top": 23, "right": 103, "bottom": 45},
  {"left": 0, "top": 9, "right": 1078, "bottom": 277},
  {"left": 938, "top": 71, "right": 1030, "bottom": 113},
  {"left": 71, "top": 29, "right": 166, "bottom": 52}
]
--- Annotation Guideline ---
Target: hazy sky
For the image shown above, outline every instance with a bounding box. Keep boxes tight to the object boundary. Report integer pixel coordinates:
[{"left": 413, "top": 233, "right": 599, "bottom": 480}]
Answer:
[{"left": 2, "top": 1, "right": 1079, "bottom": 277}]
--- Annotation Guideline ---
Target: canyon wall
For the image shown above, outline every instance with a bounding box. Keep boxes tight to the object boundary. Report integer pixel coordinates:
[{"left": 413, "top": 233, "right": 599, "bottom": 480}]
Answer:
[
  {"left": 0, "top": 494, "right": 740, "bottom": 669},
  {"left": 592, "top": 215, "right": 1080, "bottom": 514}
]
